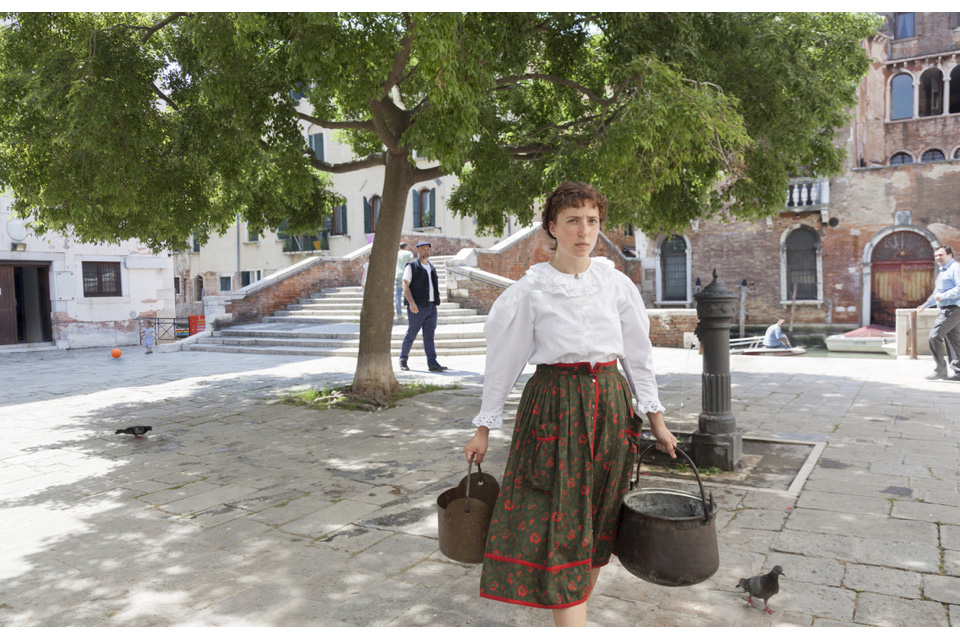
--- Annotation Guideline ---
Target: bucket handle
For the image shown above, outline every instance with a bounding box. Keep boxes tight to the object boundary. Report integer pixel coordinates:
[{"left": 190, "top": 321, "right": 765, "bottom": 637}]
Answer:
[
  {"left": 462, "top": 459, "right": 487, "bottom": 514},
  {"left": 633, "top": 445, "right": 714, "bottom": 522}
]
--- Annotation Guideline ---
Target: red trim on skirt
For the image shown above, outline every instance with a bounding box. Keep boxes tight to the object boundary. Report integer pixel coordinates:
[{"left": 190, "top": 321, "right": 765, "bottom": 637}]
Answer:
[
  {"left": 480, "top": 592, "right": 591, "bottom": 610},
  {"left": 483, "top": 553, "right": 591, "bottom": 573}
]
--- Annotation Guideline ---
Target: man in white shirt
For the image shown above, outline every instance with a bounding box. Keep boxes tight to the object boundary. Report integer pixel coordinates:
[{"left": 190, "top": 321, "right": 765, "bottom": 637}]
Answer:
[
  {"left": 763, "top": 319, "right": 791, "bottom": 348},
  {"left": 399, "top": 241, "right": 447, "bottom": 372},
  {"left": 395, "top": 242, "right": 414, "bottom": 318}
]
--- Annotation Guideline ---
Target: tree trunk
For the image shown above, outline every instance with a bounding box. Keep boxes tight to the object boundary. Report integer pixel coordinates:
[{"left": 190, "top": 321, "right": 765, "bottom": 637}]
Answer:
[{"left": 351, "top": 150, "right": 414, "bottom": 401}]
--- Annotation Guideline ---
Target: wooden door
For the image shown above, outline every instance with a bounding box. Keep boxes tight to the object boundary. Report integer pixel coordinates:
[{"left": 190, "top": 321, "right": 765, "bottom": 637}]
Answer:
[
  {"left": 871, "top": 262, "right": 935, "bottom": 327},
  {"left": 870, "top": 231, "right": 936, "bottom": 328},
  {"left": 0, "top": 266, "right": 17, "bottom": 345}
]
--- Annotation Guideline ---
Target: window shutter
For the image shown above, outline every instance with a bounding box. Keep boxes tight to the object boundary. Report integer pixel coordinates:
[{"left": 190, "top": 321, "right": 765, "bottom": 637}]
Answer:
[
  {"left": 309, "top": 133, "right": 324, "bottom": 162},
  {"left": 951, "top": 13, "right": 960, "bottom": 28},
  {"left": 412, "top": 189, "right": 421, "bottom": 227},
  {"left": 429, "top": 188, "right": 436, "bottom": 227},
  {"left": 340, "top": 204, "right": 348, "bottom": 235},
  {"left": 364, "top": 197, "right": 371, "bottom": 234}
]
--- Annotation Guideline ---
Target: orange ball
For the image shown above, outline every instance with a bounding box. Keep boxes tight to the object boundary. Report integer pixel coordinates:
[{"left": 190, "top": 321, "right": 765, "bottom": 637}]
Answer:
[{"left": 111, "top": 348, "right": 122, "bottom": 358}]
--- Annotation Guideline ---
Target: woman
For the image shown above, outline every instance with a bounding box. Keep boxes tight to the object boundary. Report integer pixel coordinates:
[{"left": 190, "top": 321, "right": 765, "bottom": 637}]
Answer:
[{"left": 463, "top": 181, "right": 677, "bottom": 627}]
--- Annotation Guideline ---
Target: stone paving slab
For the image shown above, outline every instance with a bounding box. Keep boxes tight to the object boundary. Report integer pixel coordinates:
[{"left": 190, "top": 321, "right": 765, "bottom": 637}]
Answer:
[{"left": 3, "top": 347, "right": 960, "bottom": 626}]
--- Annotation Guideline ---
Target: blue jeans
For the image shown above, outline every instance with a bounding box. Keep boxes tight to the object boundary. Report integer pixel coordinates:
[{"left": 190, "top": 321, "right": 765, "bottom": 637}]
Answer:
[
  {"left": 395, "top": 275, "right": 404, "bottom": 315},
  {"left": 400, "top": 302, "right": 438, "bottom": 365}
]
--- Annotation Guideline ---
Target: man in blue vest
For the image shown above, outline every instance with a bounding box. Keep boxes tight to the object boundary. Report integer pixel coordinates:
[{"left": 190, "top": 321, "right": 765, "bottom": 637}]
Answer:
[
  {"left": 917, "top": 245, "right": 960, "bottom": 380},
  {"left": 399, "top": 241, "right": 448, "bottom": 372}
]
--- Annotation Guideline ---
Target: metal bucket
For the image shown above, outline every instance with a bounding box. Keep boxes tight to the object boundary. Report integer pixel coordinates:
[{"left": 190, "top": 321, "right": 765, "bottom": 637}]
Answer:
[
  {"left": 437, "top": 461, "right": 500, "bottom": 564},
  {"left": 615, "top": 445, "right": 719, "bottom": 586}
]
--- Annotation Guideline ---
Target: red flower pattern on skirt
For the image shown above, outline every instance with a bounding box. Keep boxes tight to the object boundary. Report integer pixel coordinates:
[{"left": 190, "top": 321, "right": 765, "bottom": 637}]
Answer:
[{"left": 480, "top": 363, "right": 642, "bottom": 609}]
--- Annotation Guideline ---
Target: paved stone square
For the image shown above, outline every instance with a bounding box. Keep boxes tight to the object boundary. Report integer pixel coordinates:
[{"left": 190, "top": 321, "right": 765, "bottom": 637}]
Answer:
[{"left": 0, "top": 346, "right": 958, "bottom": 626}]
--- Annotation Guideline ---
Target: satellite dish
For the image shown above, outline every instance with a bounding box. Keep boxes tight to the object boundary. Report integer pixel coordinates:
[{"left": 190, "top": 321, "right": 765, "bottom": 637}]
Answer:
[{"left": 6, "top": 218, "right": 27, "bottom": 241}]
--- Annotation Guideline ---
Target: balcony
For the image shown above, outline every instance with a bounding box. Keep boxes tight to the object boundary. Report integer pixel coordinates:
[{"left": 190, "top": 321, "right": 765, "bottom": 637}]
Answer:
[{"left": 784, "top": 178, "right": 829, "bottom": 211}]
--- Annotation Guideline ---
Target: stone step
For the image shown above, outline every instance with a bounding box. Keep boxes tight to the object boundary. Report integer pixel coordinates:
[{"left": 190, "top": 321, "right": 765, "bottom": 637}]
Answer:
[
  {"left": 274, "top": 303, "right": 477, "bottom": 317},
  {"left": 262, "top": 314, "right": 486, "bottom": 325},
  {"left": 197, "top": 336, "right": 489, "bottom": 349},
  {"left": 183, "top": 343, "right": 485, "bottom": 357},
  {"left": 293, "top": 300, "right": 463, "bottom": 310},
  {"left": 216, "top": 327, "right": 486, "bottom": 341}
]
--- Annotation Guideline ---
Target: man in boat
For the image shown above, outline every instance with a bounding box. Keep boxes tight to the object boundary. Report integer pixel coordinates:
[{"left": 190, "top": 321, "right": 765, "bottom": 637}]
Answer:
[
  {"left": 917, "top": 245, "right": 960, "bottom": 381},
  {"left": 763, "top": 319, "right": 792, "bottom": 349}
]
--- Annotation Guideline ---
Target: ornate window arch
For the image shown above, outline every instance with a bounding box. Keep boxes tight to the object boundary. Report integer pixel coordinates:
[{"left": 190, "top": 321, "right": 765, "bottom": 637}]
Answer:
[
  {"left": 890, "top": 72, "right": 914, "bottom": 121},
  {"left": 779, "top": 224, "right": 822, "bottom": 303},
  {"left": 953, "top": 146, "right": 960, "bottom": 160},
  {"left": 890, "top": 151, "right": 914, "bottom": 165},
  {"left": 919, "top": 67, "right": 945, "bottom": 117},
  {"left": 920, "top": 148, "right": 946, "bottom": 162},
  {"left": 654, "top": 234, "right": 692, "bottom": 306},
  {"left": 950, "top": 66, "right": 960, "bottom": 114}
]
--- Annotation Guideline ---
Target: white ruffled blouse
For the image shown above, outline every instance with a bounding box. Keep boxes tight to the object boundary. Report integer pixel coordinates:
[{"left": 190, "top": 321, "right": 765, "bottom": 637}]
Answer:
[{"left": 472, "top": 257, "right": 665, "bottom": 430}]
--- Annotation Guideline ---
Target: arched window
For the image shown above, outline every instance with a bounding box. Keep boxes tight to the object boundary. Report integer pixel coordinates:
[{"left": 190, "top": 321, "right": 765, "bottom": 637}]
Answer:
[
  {"left": 919, "top": 68, "right": 944, "bottom": 117},
  {"left": 194, "top": 275, "right": 204, "bottom": 302},
  {"left": 412, "top": 187, "right": 436, "bottom": 228},
  {"left": 951, "top": 66, "right": 960, "bottom": 114},
  {"left": 784, "top": 227, "right": 820, "bottom": 301},
  {"left": 658, "top": 235, "right": 688, "bottom": 303},
  {"left": 891, "top": 73, "right": 914, "bottom": 120},
  {"left": 921, "top": 149, "right": 945, "bottom": 162},
  {"left": 890, "top": 152, "right": 914, "bottom": 165},
  {"left": 954, "top": 147, "right": 960, "bottom": 160}
]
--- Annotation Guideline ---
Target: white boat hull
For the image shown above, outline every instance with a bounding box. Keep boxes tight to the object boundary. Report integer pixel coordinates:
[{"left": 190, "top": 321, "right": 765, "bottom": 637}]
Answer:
[
  {"left": 825, "top": 335, "right": 894, "bottom": 353},
  {"left": 740, "top": 346, "right": 806, "bottom": 356}
]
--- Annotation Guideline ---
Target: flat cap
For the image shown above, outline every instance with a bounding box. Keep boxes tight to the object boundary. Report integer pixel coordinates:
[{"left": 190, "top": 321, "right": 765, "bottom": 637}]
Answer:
[{"left": 415, "top": 241, "right": 431, "bottom": 248}]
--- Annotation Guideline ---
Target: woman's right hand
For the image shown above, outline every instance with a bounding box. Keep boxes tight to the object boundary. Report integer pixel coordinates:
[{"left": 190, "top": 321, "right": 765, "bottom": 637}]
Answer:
[{"left": 464, "top": 427, "right": 489, "bottom": 464}]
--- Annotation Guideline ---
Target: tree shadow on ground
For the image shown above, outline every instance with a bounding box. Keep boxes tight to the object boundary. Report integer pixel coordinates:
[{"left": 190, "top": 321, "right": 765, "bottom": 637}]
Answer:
[{"left": 2, "top": 359, "right": 959, "bottom": 626}]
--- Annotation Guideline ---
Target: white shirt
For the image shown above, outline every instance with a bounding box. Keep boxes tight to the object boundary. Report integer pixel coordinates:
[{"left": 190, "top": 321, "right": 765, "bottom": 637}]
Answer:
[
  {"left": 403, "top": 261, "right": 435, "bottom": 303},
  {"left": 472, "top": 257, "right": 664, "bottom": 430}
]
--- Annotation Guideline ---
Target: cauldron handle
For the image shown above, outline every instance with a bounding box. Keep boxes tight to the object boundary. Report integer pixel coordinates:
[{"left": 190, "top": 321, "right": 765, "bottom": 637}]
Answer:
[
  {"left": 462, "top": 460, "right": 486, "bottom": 514},
  {"left": 633, "top": 445, "right": 712, "bottom": 522}
]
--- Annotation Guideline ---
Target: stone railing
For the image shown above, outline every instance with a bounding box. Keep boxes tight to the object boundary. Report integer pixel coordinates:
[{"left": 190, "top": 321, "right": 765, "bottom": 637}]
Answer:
[{"left": 785, "top": 178, "right": 829, "bottom": 210}]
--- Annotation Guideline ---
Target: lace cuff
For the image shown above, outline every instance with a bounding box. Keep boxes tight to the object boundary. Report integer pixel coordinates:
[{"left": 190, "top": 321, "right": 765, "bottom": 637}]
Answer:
[
  {"left": 472, "top": 413, "right": 503, "bottom": 430},
  {"left": 636, "top": 398, "right": 666, "bottom": 415}
]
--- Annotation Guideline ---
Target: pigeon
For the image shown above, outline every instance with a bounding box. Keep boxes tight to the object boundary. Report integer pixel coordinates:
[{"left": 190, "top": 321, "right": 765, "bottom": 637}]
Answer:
[
  {"left": 115, "top": 426, "right": 153, "bottom": 439},
  {"left": 737, "top": 565, "right": 784, "bottom": 614}
]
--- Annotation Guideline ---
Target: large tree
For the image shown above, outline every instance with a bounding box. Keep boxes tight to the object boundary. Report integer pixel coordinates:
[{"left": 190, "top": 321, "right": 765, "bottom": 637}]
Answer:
[{"left": 0, "top": 12, "right": 879, "bottom": 400}]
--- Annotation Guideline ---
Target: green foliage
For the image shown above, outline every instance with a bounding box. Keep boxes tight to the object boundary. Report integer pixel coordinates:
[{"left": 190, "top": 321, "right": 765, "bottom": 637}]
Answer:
[{"left": 0, "top": 11, "right": 879, "bottom": 248}]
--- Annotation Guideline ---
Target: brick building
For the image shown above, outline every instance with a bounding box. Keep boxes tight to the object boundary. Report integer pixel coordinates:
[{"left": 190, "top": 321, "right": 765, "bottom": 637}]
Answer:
[{"left": 634, "top": 12, "right": 960, "bottom": 334}]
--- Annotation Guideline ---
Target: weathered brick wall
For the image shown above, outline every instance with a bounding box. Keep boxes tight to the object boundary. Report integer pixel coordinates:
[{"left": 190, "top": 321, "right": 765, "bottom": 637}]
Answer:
[
  {"left": 648, "top": 310, "right": 699, "bottom": 348},
  {"left": 224, "top": 256, "right": 364, "bottom": 324},
  {"left": 473, "top": 228, "right": 644, "bottom": 286},
  {"left": 399, "top": 233, "right": 482, "bottom": 256}
]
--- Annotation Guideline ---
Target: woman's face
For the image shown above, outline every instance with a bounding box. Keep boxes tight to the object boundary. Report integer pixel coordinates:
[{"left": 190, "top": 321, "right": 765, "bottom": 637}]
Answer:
[{"left": 549, "top": 203, "right": 601, "bottom": 262}]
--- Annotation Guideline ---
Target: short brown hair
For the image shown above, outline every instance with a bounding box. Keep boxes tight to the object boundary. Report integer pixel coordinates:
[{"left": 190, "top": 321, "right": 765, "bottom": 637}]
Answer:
[
  {"left": 941, "top": 245, "right": 954, "bottom": 256},
  {"left": 541, "top": 181, "right": 608, "bottom": 239}
]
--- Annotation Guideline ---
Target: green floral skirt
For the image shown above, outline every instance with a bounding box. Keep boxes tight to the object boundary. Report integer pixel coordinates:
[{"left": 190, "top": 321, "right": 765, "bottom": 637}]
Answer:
[{"left": 479, "top": 361, "right": 642, "bottom": 609}]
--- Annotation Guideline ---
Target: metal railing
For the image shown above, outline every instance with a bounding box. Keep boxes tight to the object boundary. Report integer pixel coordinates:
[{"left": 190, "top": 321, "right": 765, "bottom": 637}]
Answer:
[{"left": 138, "top": 317, "right": 191, "bottom": 344}]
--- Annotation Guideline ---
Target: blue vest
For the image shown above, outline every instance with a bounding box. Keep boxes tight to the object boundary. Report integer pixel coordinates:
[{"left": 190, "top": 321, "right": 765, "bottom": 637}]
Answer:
[{"left": 407, "top": 260, "right": 440, "bottom": 307}]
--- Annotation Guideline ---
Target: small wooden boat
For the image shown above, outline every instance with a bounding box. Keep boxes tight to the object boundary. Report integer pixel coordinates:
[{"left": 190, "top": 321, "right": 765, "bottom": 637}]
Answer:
[
  {"left": 730, "top": 336, "right": 804, "bottom": 356},
  {"left": 825, "top": 325, "right": 895, "bottom": 354},
  {"left": 739, "top": 346, "right": 807, "bottom": 356}
]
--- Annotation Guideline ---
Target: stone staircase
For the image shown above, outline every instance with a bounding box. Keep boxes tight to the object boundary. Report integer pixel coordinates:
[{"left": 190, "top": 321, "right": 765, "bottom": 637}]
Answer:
[{"left": 185, "top": 255, "right": 489, "bottom": 357}]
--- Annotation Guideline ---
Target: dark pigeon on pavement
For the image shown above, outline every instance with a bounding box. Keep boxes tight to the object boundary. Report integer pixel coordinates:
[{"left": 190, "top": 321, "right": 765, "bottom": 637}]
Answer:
[
  {"left": 737, "top": 565, "right": 784, "bottom": 614},
  {"left": 115, "top": 426, "right": 153, "bottom": 439}
]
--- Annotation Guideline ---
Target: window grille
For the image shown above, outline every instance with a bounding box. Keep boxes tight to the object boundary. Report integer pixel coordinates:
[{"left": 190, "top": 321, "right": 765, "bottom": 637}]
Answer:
[
  {"left": 786, "top": 229, "right": 819, "bottom": 300},
  {"left": 660, "top": 235, "right": 687, "bottom": 301},
  {"left": 82, "top": 262, "right": 121, "bottom": 297}
]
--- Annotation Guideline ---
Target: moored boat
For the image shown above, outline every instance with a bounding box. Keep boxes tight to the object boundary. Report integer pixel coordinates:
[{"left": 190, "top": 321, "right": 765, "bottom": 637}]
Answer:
[{"left": 825, "top": 325, "right": 895, "bottom": 354}]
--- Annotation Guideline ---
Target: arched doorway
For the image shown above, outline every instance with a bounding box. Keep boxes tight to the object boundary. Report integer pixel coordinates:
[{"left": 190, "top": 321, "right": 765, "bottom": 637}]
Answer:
[{"left": 869, "top": 231, "right": 935, "bottom": 327}]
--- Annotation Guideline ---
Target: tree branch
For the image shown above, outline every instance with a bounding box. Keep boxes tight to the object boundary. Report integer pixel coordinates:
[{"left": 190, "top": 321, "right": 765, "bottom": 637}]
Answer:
[
  {"left": 379, "top": 22, "right": 416, "bottom": 101},
  {"left": 140, "top": 12, "right": 189, "bottom": 43},
  {"left": 297, "top": 112, "right": 375, "bottom": 132},
  {"left": 413, "top": 164, "right": 446, "bottom": 182},
  {"left": 303, "top": 150, "right": 387, "bottom": 174},
  {"left": 150, "top": 82, "right": 179, "bottom": 111},
  {"left": 495, "top": 73, "right": 611, "bottom": 105}
]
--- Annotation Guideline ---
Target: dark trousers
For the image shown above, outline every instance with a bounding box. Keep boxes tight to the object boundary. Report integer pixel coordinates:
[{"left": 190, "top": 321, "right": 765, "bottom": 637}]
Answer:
[
  {"left": 400, "top": 301, "right": 438, "bottom": 365},
  {"left": 929, "top": 306, "right": 960, "bottom": 375}
]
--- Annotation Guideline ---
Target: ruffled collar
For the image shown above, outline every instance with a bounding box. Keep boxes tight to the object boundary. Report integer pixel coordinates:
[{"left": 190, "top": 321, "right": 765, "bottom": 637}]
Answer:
[{"left": 524, "top": 257, "right": 616, "bottom": 297}]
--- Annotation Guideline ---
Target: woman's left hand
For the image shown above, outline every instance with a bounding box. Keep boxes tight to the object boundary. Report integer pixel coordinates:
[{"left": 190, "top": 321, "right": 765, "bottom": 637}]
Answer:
[{"left": 646, "top": 412, "right": 677, "bottom": 458}]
